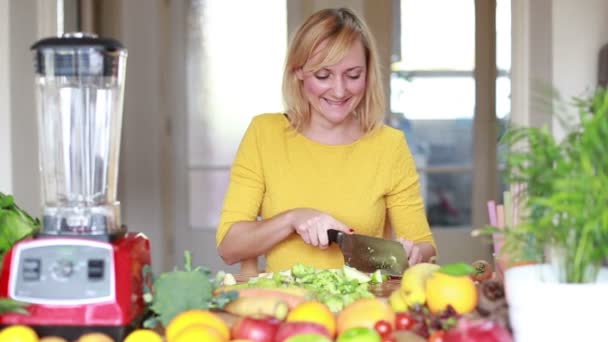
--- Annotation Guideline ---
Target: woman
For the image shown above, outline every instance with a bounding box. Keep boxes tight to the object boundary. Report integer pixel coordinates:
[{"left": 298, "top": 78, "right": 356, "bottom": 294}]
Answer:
[{"left": 216, "top": 8, "right": 436, "bottom": 273}]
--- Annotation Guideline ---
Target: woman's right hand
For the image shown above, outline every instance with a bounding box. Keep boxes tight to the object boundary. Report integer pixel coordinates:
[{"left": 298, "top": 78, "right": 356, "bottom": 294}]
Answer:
[{"left": 288, "top": 208, "right": 352, "bottom": 249}]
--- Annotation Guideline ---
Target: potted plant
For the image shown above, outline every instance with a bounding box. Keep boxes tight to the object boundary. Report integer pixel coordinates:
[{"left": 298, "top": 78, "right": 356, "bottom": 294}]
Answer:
[{"left": 481, "top": 87, "right": 608, "bottom": 341}]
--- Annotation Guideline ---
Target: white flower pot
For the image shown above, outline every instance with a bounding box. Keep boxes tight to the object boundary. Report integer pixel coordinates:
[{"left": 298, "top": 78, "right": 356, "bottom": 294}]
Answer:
[{"left": 505, "top": 264, "right": 608, "bottom": 342}]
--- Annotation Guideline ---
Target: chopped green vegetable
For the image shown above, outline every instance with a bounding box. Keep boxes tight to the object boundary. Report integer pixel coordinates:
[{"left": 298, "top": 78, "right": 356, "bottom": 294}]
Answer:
[
  {"left": 244, "top": 263, "right": 375, "bottom": 312},
  {"left": 369, "top": 269, "right": 387, "bottom": 284},
  {"left": 343, "top": 265, "right": 371, "bottom": 283},
  {"left": 142, "top": 251, "right": 237, "bottom": 328},
  {"left": 291, "top": 263, "right": 315, "bottom": 277}
]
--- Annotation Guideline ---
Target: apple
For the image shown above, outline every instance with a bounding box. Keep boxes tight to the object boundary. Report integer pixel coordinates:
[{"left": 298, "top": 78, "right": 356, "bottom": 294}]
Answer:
[
  {"left": 231, "top": 315, "right": 282, "bottom": 342},
  {"left": 443, "top": 319, "right": 512, "bottom": 342},
  {"left": 274, "top": 322, "right": 330, "bottom": 342},
  {"left": 336, "top": 327, "right": 382, "bottom": 342},
  {"left": 284, "top": 333, "right": 332, "bottom": 342}
]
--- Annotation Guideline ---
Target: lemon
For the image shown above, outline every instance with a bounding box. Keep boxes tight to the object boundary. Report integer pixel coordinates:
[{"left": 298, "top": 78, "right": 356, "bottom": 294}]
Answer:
[
  {"left": 172, "top": 324, "right": 224, "bottom": 342},
  {"left": 124, "top": 329, "right": 163, "bottom": 342},
  {"left": 287, "top": 301, "right": 336, "bottom": 337},
  {"left": 0, "top": 325, "right": 38, "bottom": 342},
  {"left": 166, "top": 310, "right": 229, "bottom": 342}
]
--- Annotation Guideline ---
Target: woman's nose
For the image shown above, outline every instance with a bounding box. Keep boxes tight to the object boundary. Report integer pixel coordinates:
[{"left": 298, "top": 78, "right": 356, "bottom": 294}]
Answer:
[{"left": 331, "top": 77, "right": 346, "bottom": 97}]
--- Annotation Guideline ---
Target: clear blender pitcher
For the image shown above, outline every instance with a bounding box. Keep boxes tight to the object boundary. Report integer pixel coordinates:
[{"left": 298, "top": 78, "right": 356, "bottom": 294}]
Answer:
[{"left": 32, "top": 33, "right": 127, "bottom": 237}]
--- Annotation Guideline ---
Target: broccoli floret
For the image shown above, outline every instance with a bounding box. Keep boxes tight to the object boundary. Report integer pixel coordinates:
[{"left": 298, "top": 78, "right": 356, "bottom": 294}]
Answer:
[{"left": 144, "top": 251, "right": 237, "bottom": 328}]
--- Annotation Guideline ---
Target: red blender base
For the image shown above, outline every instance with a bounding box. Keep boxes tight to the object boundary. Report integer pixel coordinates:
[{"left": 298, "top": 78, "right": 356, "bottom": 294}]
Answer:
[{"left": 0, "top": 232, "right": 151, "bottom": 340}]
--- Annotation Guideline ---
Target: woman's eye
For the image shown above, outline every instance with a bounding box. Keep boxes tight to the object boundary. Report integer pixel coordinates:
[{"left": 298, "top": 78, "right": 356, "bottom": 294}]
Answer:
[
  {"left": 347, "top": 74, "right": 361, "bottom": 80},
  {"left": 314, "top": 74, "right": 330, "bottom": 80}
]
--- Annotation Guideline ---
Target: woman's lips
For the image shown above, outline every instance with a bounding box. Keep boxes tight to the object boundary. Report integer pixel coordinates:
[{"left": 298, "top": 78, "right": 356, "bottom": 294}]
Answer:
[{"left": 323, "top": 97, "right": 351, "bottom": 106}]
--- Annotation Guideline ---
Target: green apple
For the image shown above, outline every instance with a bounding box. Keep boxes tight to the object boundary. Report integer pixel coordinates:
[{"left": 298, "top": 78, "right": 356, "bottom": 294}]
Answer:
[
  {"left": 337, "top": 327, "right": 382, "bottom": 342},
  {"left": 284, "top": 333, "right": 333, "bottom": 342}
]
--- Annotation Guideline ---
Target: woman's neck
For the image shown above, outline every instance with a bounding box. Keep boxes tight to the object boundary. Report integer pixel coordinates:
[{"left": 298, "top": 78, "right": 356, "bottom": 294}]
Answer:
[{"left": 302, "top": 114, "right": 363, "bottom": 145}]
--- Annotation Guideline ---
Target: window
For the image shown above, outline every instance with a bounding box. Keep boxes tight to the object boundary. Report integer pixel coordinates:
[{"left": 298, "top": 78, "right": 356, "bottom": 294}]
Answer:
[{"left": 390, "top": 0, "right": 511, "bottom": 227}]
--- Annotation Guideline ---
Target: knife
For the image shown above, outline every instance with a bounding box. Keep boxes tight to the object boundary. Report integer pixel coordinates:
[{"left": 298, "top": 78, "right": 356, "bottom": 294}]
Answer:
[{"left": 327, "top": 229, "right": 408, "bottom": 277}]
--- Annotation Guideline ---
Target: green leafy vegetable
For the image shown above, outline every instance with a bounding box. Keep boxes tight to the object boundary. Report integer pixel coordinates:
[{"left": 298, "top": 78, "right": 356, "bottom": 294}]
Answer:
[
  {"left": 142, "top": 251, "right": 237, "bottom": 328},
  {"left": 0, "top": 298, "right": 30, "bottom": 315},
  {"left": 0, "top": 192, "right": 41, "bottom": 261}
]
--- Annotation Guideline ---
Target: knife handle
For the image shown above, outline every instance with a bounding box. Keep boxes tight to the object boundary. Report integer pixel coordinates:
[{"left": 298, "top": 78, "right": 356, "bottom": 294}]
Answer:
[{"left": 327, "top": 229, "right": 343, "bottom": 244}]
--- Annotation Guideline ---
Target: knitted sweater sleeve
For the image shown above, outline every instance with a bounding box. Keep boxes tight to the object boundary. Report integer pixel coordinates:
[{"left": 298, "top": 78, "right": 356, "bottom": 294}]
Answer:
[
  {"left": 386, "top": 135, "right": 436, "bottom": 247},
  {"left": 216, "top": 118, "right": 265, "bottom": 245}
]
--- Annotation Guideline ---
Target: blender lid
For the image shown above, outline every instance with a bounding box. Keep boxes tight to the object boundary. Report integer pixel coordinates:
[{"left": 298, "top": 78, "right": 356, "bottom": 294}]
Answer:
[
  {"left": 31, "top": 32, "right": 124, "bottom": 51},
  {"left": 31, "top": 32, "right": 127, "bottom": 77}
]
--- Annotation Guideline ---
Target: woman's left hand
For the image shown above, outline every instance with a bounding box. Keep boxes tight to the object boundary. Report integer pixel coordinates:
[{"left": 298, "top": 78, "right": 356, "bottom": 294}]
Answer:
[{"left": 398, "top": 238, "right": 423, "bottom": 266}]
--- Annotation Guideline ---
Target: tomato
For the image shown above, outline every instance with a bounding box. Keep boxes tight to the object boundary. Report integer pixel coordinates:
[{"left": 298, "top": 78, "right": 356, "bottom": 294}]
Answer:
[
  {"left": 428, "top": 330, "right": 445, "bottom": 342},
  {"left": 374, "top": 320, "right": 393, "bottom": 339},
  {"left": 395, "top": 312, "right": 416, "bottom": 331},
  {"left": 471, "top": 260, "right": 493, "bottom": 282}
]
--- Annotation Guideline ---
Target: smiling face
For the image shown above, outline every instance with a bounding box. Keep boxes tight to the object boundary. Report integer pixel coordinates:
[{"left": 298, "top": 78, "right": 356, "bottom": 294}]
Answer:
[{"left": 297, "top": 39, "right": 367, "bottom": 128}]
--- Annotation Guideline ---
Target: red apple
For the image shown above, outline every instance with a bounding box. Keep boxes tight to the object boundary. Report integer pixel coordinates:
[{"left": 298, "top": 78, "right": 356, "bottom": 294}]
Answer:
[
  {"left": 274, "top": 322, "right": 331, "bottom": 342},
  {"left": 231, "top": 315, "right": 282, "bottom": 342},
  {"left": 443, "top": 319, "right": 512, "bottom": 342}
]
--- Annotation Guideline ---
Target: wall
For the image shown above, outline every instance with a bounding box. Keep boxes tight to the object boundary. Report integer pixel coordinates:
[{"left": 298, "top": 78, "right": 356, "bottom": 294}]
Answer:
[
  {"left": 115, "top": 0, "right": 168, "bottom": 272},
  {"left": 551, "top": 0, "right": 608, "bottom": 139},
  {"left": 511, "top": 0, "right": 553, "bottom": 129},
  {"left": 1, "top": 1, "right": 48, "bottom": 214},
  {"left": 0, "top": 0, "right": 12, "bottom": 194},
  {"left": 511, "top": 0, "right": 608, "bottom": 135}
]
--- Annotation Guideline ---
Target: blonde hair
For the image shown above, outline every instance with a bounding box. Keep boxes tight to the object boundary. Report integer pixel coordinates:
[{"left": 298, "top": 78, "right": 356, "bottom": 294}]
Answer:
[{"left": 282, "top": 8, "right": 386, "bottom": 133}]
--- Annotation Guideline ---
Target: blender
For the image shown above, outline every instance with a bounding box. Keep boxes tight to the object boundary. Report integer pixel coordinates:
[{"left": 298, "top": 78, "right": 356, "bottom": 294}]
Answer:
[{"left": 0, "top": 33, "right": 151, "bottom": 340}]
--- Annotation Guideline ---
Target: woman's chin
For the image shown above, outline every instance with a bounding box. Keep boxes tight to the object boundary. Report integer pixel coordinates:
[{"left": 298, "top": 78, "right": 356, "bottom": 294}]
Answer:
[{"left": 319, "top": 109, "right": 354, "bottom": 125}]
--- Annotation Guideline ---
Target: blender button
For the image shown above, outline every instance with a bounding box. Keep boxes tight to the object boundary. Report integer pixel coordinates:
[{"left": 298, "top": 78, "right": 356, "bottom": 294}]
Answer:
[
  {"left": 88, "top": 259, "right": 105, "bottom": 279},
  {"left": 23, "top": 258, "right": 41, "bottom": 271},
  {"left": 23, "top": 270, "right": 40, "bottom": 281}
]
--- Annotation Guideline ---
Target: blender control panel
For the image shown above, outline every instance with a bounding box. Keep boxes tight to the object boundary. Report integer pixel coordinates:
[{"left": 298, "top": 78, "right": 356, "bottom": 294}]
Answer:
[{"left": 10, "top": 239, "right": 114, "bottom": 304}]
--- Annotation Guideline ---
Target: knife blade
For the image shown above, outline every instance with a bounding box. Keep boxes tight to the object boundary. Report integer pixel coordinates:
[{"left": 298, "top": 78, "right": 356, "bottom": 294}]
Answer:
[{"left": 327, "top": 229, "right": 408, "bottom": 277}]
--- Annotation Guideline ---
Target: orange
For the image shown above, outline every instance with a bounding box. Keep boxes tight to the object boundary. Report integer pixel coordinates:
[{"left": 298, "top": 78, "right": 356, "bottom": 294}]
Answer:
[
  {"left": 172, "top": 324, "right": 224, "bottom": 342},
  {"left": 123, "top": 329, "right": 163, "bottom": 342},
  {"left": 166, "top": 309, "right": 229, "bottom": 342},
  {"left": 336, "top": 298, "right": 395, "bottom": 335},
  {"left": 286, "top": 301, "right": 336, "bottom": 337},
  {"left": 0, "top": 325, "right": 39, "bottom": 342},
  {"left": 425, "top": 271, "right": 478, "bottom": 314}
]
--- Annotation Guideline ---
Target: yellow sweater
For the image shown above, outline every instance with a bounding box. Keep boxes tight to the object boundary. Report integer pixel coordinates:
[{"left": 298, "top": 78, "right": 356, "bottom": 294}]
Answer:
[{"left": 216, "top": 113, "right": 435, "bottom": 272}]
